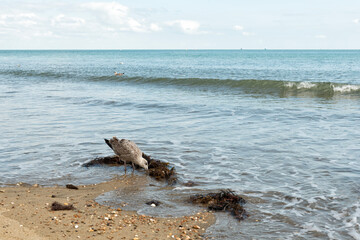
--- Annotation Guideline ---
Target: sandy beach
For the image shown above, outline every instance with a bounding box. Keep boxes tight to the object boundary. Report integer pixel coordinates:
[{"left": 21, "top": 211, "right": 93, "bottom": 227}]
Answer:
[{"left": 0, "top": 177, "right": 215, "bottom": 240}]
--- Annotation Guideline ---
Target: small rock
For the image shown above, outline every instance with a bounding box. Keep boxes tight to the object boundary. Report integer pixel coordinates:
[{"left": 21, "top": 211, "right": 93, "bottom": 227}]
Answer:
[
  {"left": 192, "top": 225, "right": 200, "bottom": 229},
  {"left": 183, "top": 181, "right": 198, "bottom": 187},
  {"left": 146, "top": 200, "right": 161, "bottom": 206}
]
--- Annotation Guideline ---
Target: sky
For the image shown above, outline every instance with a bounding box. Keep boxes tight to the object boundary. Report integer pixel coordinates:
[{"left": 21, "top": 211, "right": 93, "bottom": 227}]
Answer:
[{"left": 0, "top": 0, "right": 359, "bottom": 49}]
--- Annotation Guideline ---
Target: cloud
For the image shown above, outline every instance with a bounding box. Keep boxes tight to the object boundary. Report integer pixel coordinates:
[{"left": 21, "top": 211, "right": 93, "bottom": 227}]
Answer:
[
  {"left": 315, "top": 34, "right": 327, "bottom": 39},
  {"left": 242, "top": 31, "right": 254, "bottom": 36},
  {"left": 82, "top": 1, "right": 151, "bottom": 33},
  {"left": 234, "top": 25, "right": 254, "bottom": 37},
  {"left": 150, "top": 23, "right": 162, "bottom": 32},
  {"left": 166, "top": 20, "right": 206, "bottom": 34},
  {"left": 83, "top": 2, "right": 128, "bottom": 23},
  {"left": 233, "top": 25, "right": 244, "bottom": 31},
  {"left": 353, "top": 19, "right": 359, "bottom": 24},
  {"left": 33, "top": 31, "right": 59, "bottom": 38},
  {"left": 0, "top": 13, "right": 38, "bottom": 27},
  {"left": 0, "top": 1, "right": 164, "bottom": 40},
  {"left": 51, "top": 14, "right": 85, "bottom": 28}
]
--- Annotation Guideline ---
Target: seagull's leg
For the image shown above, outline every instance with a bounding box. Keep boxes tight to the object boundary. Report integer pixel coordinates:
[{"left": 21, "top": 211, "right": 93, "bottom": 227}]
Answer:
[
  {"left": 132, "top": 162, "right": 135, "bottom": 174},
  {"left": 124, "top": 160, "right": 127, "bottom": 174}
]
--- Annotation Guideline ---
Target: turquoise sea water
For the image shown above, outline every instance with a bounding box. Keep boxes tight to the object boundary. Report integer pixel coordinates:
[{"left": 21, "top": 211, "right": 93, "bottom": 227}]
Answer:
[{"left": 1, "top": 50, "right": 360, "bottom": 239}]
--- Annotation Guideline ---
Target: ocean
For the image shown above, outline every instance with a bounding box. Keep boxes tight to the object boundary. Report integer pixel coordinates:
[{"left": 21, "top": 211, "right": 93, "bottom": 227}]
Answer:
[{"left": 1, "top": 50, "right": 359, "bottom": 239}]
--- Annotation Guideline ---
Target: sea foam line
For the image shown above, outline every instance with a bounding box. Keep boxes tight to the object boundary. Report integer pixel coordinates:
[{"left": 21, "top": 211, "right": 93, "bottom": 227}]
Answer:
[{"left": 332, "top": 84, "right": 360, "bottom": 93}]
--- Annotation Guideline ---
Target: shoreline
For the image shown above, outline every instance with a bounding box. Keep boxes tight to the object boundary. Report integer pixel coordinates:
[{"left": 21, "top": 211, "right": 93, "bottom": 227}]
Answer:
[{"left": 0, "top": 176, "right": 215, "bottom": 240}]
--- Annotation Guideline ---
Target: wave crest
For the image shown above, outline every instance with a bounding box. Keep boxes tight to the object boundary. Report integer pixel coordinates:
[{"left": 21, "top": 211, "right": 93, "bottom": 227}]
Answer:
[
  {"left": 120, "top": 77, "right": 360, "bottom": 98},
  {"left": 2, "top": 69, "right": 360, "bottom": 99}
]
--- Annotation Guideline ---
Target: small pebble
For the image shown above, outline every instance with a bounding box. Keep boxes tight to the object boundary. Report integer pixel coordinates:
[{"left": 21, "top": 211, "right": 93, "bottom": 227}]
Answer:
[{"left": 192, "top": 225, "right": 200, "bottom": 229}]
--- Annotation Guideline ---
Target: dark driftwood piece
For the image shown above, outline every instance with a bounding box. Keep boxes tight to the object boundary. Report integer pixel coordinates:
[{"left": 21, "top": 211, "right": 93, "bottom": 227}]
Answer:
[
  {"left": 189, "top": 189, "right": 248, "bottom": 221},
  {"left": 66, "top": 184, "right": 78, "bottom": 190},
  {"left": 51, "top": 201, "right": 75, "bottom": 211}
]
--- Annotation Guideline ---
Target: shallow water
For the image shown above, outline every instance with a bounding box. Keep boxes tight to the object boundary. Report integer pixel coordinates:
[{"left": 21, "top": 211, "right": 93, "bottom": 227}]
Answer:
[{"left": 1, "top": 50, "right": 360, "bottom": 239}]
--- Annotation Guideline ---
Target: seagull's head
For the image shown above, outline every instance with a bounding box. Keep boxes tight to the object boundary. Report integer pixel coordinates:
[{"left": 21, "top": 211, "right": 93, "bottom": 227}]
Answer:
[{"left": 138, "top": 157, "right": 148, "bottom": 170}]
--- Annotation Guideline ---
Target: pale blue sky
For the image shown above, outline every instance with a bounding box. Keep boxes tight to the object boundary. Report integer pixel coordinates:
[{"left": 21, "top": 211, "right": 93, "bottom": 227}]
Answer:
[{"left": 0, "top": 0, "right": 359, "bottom": 49}]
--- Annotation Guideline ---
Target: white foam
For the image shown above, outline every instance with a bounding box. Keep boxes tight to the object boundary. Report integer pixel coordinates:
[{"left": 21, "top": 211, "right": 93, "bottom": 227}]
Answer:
[
  {"left": 285, "top": 82, "right": 296, "bottom": 88},
  {"left": 345, "top": 211, "right": 360, "bottom": 228},
  {"left": 308, "top": 197, "right": 317, "bottom": 204},
  {"left": 331, "top": 210, "right": 346, "bottom": 220},
  {"left": 332, "top": 84, "right": 360, "bottom": 93},
  {"left": 342, "top": 202, "right": 360, "bottom": 239},
  {"left": 325, "top": 227, "right": 337, "bottom": 240},
  {"left": 298, "top": 81, "right": 317, "bottom": 89},
  {"left": 301, "top": 222, "right": 323, "bottom": 233},
  {"left": 349, "top": 229, "right": 360, "bottom": 240},
  {"left": 284, "top": 81, "right": 317, "bottom": 89}
]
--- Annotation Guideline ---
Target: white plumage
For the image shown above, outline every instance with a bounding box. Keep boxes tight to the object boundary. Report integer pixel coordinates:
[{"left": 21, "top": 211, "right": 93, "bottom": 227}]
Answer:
[{"left": 105, "top": 137, "right": 148, "bottom": 173}]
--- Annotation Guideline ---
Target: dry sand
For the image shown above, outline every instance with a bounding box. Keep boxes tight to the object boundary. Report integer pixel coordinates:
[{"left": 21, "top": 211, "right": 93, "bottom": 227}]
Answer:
[{"left": 0, "top": 176, "right": 215, "bottom": 240}]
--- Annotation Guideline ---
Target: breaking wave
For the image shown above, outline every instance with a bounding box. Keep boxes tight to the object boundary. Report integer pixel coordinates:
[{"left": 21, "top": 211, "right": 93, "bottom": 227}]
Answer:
[
  {"left": 2, "top": 68, "right": 360, "bottom": 99},
  {"left": 104, "top": 76, "right": 360, "bottom": 99}
]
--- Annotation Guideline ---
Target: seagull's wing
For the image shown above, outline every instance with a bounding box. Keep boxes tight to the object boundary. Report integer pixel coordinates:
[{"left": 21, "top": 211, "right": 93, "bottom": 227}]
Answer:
[{"left": 122, "top": 139, "right": 142, "bottom": 155}]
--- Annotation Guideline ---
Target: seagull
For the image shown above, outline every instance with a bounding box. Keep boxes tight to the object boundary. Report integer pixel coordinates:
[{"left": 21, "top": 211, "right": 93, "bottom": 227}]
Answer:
[
  {"left": 114, "top": 72, "right": 124, "bottom": 76},
  {"left": 104, "top": 137, "right": 148, "bottom": 173}
]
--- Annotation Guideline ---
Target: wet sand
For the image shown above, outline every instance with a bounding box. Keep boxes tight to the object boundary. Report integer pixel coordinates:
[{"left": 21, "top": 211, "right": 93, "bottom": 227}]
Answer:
[{"left": 0, "top": 177, "right": 215, "bottom": 240}]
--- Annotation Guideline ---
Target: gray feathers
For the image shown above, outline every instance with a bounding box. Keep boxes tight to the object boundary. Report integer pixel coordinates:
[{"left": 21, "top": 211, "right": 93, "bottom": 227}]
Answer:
[{"left": 104, "top": 137, "right": 148, "bottom": 172}]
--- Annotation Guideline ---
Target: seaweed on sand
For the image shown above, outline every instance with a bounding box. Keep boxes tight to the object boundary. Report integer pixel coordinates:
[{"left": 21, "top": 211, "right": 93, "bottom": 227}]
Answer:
[{"left": 189, "top": 189, "right": 248, "bottom": 221}]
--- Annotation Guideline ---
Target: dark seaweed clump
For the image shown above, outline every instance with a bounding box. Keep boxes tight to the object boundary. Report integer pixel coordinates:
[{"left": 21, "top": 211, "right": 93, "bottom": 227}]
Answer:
[
  {"left": 82, "top": 155, "right": 121, "bottom": 167},
  {"left": 83, "top": 153, "right": 177, "bottom": 184},
  {"left": 51, "top": 201, "right": 75, "bottom": 211},
  {"left": 190, "top": 189, "right": 248, "bottom": 221},
  {"left": 142, "top": 153, "right": 177, "bottom": 185}
]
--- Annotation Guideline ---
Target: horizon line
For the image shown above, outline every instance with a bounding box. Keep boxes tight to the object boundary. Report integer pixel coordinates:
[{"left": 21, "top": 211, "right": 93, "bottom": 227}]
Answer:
[{"left": 0, "top": 48, "right": 359, "bottom": 51}]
